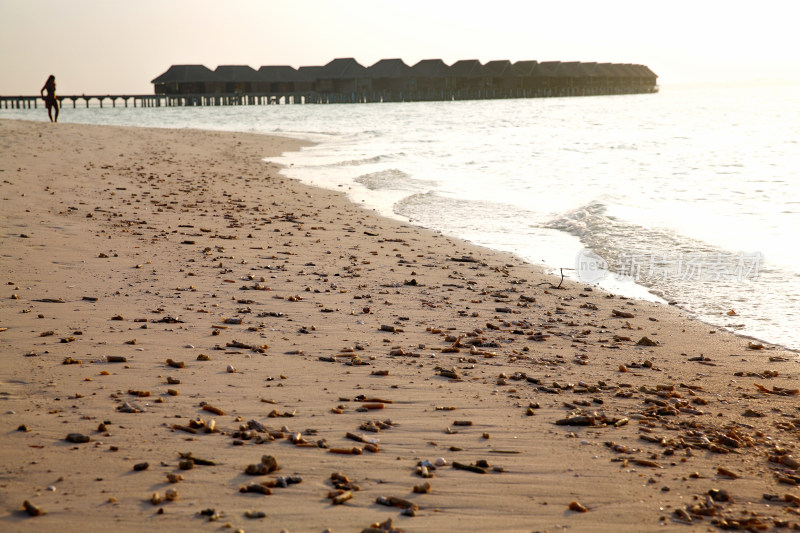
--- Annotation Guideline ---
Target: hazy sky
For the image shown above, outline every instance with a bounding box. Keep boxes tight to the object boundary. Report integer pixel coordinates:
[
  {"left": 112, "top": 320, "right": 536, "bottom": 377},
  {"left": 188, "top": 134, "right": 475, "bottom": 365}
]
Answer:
[{"left": 1, "top": 0, "right": 797, "bottom": 95}]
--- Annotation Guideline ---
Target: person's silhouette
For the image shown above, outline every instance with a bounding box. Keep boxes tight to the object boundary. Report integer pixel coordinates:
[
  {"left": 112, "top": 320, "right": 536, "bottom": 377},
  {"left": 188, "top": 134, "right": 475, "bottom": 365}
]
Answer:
[{"left": 40, "top": 75, "right": 59, "bottom": 122}]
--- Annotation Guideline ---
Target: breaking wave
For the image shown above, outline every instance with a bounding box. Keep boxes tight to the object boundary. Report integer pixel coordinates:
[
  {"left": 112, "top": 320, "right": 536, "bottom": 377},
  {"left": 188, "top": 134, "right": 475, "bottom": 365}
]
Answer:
[{"left": 354, "top": 169, "right": 436, "bottom": 191}]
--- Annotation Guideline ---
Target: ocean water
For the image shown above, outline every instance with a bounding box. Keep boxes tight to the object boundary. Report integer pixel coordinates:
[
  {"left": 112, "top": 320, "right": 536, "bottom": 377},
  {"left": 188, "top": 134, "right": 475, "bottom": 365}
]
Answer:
[{"left": 4, "top": 83, "right": 799, "bottom": 350}]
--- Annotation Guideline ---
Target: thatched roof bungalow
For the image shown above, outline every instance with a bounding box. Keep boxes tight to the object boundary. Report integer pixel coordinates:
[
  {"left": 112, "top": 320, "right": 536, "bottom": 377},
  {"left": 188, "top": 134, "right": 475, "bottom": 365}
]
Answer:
[
  {"left": 449, "top": 59, "right": 484, "bottom": 90},
  {"left": 316, "top": 58, "right": 370, "bottom": 93},
  {"left": 408, "top": 59, "right": 451, "bottom": 93},
  {"left": 214, "top": 65, "right": 262, "bottom": 93},
  {"left": 368, "top": 59, "right": 412, "bottom": 92},
  {"left": 297, "top": 66, "right": 323, "bottom": 91},
  {"left": 639, "top": 65, "right": 659, "bottom": 85},
  {"left": 628, "top": 64, "right": 658, "bottom": 85},
  {"left": 258, "top": 66, "right": 314, "bottom": 93},
  {"left": 151, "top": 65, "right": 219, "bottom": 95},
  {"left": 551, "top": 61, "right": 582, "bottom": 89},
  {"left": 528, "top": 61, "right": 561, "bottom": 90},
  {"left": 511, "top": 60, "right": 540, "bottom": 90},
  {"left": 483, "top": 60, "right": 515, "bottom": 90}
]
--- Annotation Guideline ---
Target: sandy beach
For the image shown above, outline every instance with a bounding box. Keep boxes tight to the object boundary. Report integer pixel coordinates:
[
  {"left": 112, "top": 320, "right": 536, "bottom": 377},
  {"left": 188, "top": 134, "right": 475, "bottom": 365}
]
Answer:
[{"left": 2, "top": 118, "right": 799, "bottom": 533}]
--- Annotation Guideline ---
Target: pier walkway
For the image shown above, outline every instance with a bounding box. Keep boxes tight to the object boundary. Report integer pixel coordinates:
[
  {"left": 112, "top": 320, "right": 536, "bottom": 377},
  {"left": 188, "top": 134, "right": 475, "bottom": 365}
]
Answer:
[{"left": 2, "top": 85, "right": 657, "bottom": 110}]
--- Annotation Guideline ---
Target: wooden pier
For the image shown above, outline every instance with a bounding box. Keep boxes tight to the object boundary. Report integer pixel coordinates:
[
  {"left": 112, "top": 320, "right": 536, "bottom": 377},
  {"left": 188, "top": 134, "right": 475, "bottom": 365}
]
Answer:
[
  {"left": 1, "top": 94, "right": 169, "bottom": 109},
  {"left": 0, "top": 93, "right": 314, "bottom": 109},
  {"left": 1, "top": 84, "right": 657, "bottom": 111}
]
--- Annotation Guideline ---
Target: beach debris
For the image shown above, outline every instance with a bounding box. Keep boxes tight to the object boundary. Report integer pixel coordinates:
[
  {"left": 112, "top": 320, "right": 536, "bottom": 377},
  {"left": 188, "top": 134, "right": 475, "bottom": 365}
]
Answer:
[
  {"left": 555, "top": 410, "right": 627, "bottom": 427},
  {"left": 361, "top": 518, "right": 402, "bottom": 533},
  {"left": 245, "top": 455, "right": 279, "bottom": 475},
  {"left": 717, "top": 467, "right": 739, "bottom": 479},
  {"left": 329, "top": 490, "right": 353, "bottom": 505},
  {"left": 133, "top": 462, "right": 149, "bottom": 471},
  {"left": 452, "top": 461, "right": 487, "bottom": 474},
  {"left": 754, "top": 383, "right": 799, "bottom": 396},
  {"left": 62, "top": 357, "right": 82, "bottom": 365},
  {"left": 117, "top": 402, "right": 140, "bottom": 413},
  {"left": 242, "top": 475, "right": 303, "bottom": 495},
  {"left": 416, "top": 465, "right": 434, "bottom": 479},
  {"left": 569, "top": 500, "right": 589, "bottom": 513},
  {"left": 198, "top": 508, "right": 222, "bottom": 521},
  {"left": 376, "top": 495, "right": 418, "bottom": 511},
  {"left": 329, "top": 447, "right": 362, "bottom": 455},
  {"left": 330, "top": 471, "right": 359, "bottom": 492},
  {"left": 165, "top": 488, "right": 178, "bottom": 501},
  {"left": 178, "top": 452, "right": 216, "bottom": 467},
  {"left": 65, "top": 433, "right": 90, "bottom": 443},
  {"left": 636, "top": 336, "right": 659, "bottom": 346},
  {"left": 23, "top": 500, "right": 42, "bottom": 516},
  {"left": 241, "top": 483, "right": 272, "bottom": 495},
  {"left": 226, "top": 340, "right": 268, "bottom": 353},
  {"left": 413, "top": 482, "right": 432, "bottom": 494},
  {"left": 106, "top": 355, "right": 127, "bottom": 363},
  {"left": 612, "top": 309, "right": 635, "bottom": 319},
  {"left": 244, "top": 510, "right": 267, "bottom": 519},
  {"left": 201, "top": 403, "right": 225, "bottom": 416},
  {"left": 152, "top": 316, "right": 184, "bottom": 324},
  {"left": 436, "top": 367, "right": 460, "bottom": 379},
  {"left": 708, "top": 489, "right": 731, "bottom": 502},
  {"left": 166, "top": 473, "right": 183, "bottom": 483}
]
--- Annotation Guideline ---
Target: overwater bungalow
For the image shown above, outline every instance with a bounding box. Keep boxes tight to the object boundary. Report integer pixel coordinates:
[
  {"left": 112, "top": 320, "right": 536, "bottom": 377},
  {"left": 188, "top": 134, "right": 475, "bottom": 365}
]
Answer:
[
  {"left": 151, "top": 64, "right": 218, "bottom": 95},
  {"left": 316, "top": 58, "right": 370, "bottom": 94},
  {"left": 450, "top": 59, "right": 484, "bottom": 94},
  {"left": 368, "top": 59, "right": 412, "bottom": 97},
  {"left": 145, "top": 57, "right": 658, "bottom": 106},
  {"left": 407, "top": 59, "right": 451, "bottom": 99},
  {"left": 213, "top": 65, "right": 261, "bottom": 94},
  {"left": 258, "top": 66, "right": 314, "bottom": 93},
  {"left": 483, "top": 60, "right": 515, "bottom": 92}
]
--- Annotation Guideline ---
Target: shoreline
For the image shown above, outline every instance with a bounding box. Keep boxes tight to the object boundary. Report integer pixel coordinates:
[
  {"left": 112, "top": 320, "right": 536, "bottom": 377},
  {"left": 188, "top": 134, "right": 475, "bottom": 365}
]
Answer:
[{"left": 2, "top": 118, "right": 799, "bottom": 532}]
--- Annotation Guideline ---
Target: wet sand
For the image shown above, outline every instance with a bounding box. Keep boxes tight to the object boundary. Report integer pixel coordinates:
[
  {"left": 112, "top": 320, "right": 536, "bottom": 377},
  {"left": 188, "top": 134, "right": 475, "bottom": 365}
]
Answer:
[{"left": 1, "top": 118, "right": 799, "bottom": 533}]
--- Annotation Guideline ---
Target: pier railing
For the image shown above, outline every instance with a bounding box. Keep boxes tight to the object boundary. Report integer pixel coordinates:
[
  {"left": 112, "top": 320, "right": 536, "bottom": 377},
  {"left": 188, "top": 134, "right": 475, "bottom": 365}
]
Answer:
[{"left": 2, "top": 85, "right": 658, "bottom": 110}]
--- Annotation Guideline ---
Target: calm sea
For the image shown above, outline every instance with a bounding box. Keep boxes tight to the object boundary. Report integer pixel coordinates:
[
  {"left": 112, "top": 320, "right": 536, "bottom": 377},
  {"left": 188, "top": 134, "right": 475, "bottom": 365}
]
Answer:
[{"left": 4, "top": 83, "right": 799, "bottom": 350}]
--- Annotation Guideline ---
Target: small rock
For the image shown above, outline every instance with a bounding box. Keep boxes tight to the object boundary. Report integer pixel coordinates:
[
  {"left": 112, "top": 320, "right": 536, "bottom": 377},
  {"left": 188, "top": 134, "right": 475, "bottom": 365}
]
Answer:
[
  {"left": 636, "top": 336, "right": 659, "bottom": 346},
  {"left": 569, "top": 500, "right": 588, "bottom": 512},
  {"left": 23, "top": 500, "right": 41, "bottom": 516},
  {"left": 65, "top": 433, "right": 90, "bottom": 443}
]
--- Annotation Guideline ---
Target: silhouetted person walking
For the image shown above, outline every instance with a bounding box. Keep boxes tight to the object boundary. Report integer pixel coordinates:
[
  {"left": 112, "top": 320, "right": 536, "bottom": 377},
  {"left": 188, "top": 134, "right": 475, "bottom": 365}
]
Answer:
[{"left": 41, "top": 75, "right": 58, "bottom": 122}]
